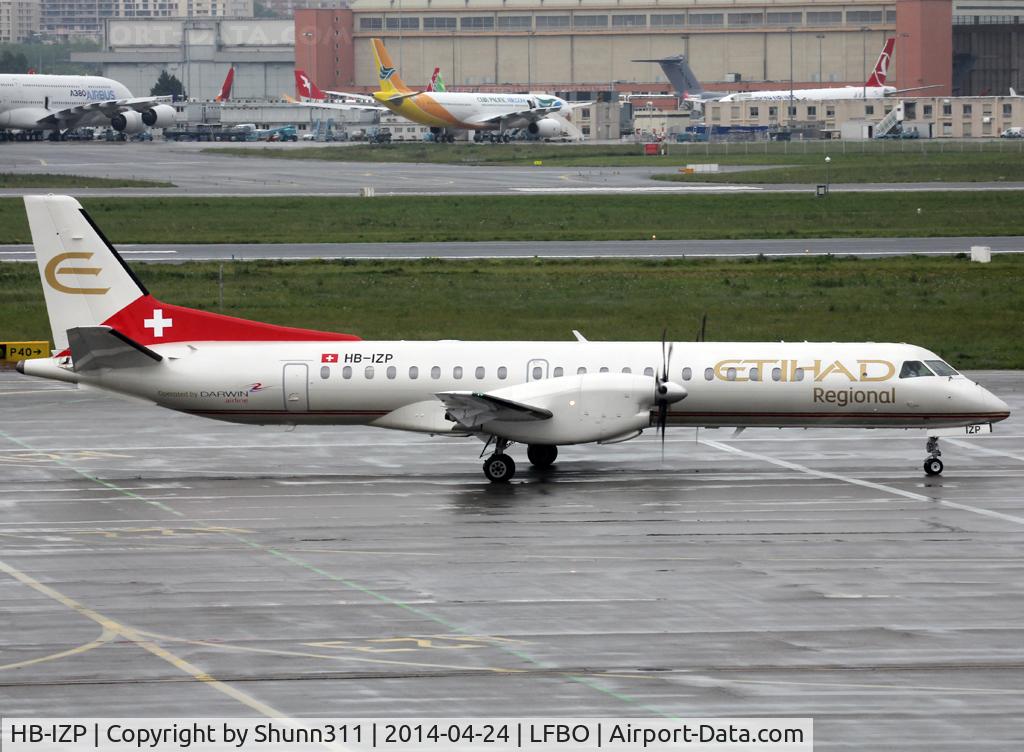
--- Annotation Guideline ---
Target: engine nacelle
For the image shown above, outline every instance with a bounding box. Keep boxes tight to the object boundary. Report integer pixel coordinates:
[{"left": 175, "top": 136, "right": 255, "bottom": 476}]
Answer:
[
  {"left": 527, "top": 118, "right": 562, "bottom": 139},
  {"left": 480, "top": 372, "right": 686, "bottom": 446},
  {"left": 141, "top": 104, "right": 176, "bottom": 129},
  {"left": 110, "top": 110, "right": 145, "bottom": 134}
]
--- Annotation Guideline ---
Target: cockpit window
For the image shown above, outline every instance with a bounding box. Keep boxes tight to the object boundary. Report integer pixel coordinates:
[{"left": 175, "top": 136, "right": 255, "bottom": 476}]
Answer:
[
  {"left": 926, "top": 360, "right": 959, "bottom": 377},
  {"left": 899, "top": 360, "right": 934, "bottom": 378}
]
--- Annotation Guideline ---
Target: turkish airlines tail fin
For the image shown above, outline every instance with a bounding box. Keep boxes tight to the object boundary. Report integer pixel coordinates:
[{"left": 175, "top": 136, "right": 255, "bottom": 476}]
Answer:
[
  {"left": 215, "top": 67, "right": 235, "bottom": 102},
  {"left": 295, "top": 69, "right": 327, "bottom": 100},
  {"left": 866, "top": 38, "right": 895, "bottom": 87},
  {"left": 24, "top": 195, "right": 360, "bottom": 356},
  {"left": 24, "top": 195, "right": 148, "bottom": 352},
  {"left": 371, "top": 38, "right": 412, "bottom": 95}
]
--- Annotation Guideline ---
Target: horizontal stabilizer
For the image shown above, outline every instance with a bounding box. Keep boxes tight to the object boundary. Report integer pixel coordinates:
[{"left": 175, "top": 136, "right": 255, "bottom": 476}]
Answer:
[
  {"left": 67, "top": 326, "right": 162, "bottom": 372},
  {"left": 437, "top": 391, "right": 552, "bottom": 428}
]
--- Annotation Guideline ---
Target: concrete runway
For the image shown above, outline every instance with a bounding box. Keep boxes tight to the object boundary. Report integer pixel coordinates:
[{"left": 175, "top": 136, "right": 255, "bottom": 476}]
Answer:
[
  {"left": 2, "top": 141, "right": 1024, "bottom": 197},
  {"left": 3, "top": 237, "right": 1022, "bottom": 263},
  {"left": 2, "top": 368, "right": 1022, "bottom": 748}
]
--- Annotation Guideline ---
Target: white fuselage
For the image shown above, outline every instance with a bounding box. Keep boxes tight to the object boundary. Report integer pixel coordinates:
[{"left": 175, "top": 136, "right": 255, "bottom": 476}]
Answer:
[
  {"left": 0, "top": 74, "right": 133, "bottom": 130},
  {"left": 30, "top": 340, "right": 1009, "bottom": 439},
  {"left": 717, "top": 86, "right": 895, "bottom": 103},
  {"left": 378, "top": 90, "right": 570, "bottom": 130}
]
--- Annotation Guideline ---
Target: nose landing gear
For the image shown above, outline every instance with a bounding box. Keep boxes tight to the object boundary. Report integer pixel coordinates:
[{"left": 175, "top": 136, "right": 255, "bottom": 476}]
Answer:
[{"left": 924, "top": 436, "right": 943, "bottom": 476}]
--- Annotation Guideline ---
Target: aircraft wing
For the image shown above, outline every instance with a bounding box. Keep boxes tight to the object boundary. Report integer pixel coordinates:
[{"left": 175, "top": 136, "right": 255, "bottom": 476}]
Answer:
[
  {"left": 436, "top": 391, "right": 552, "bottom": 428},
  {"left": 324, "top": 90, "right": 379, "bottom": 105},
  {"left": 283, "top": 94, "right": 385, "bottom": 112},
  {"left": 887, "top": 84, "right": 944, "bottom": 95},
  {"left": 470, "top": 105, "right": 562, "bottom": 127},
  {"left": 37, "top": 96, "right": 173, "bottom": 128},
  {"left": 67, "top": 326, "right": 163, "bottom": 373}
]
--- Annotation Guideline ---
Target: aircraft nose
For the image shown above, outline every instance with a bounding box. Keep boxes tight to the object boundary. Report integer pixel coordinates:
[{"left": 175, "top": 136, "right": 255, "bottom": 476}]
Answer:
[{"left": 983, "top": 388, "right": 1011, "bottom": 422}]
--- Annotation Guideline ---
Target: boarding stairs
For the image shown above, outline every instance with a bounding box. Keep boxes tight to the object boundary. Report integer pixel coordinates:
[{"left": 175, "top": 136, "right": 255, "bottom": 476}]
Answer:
[{"left": 873, "top": 101, "right": 904, "bottom": 139}]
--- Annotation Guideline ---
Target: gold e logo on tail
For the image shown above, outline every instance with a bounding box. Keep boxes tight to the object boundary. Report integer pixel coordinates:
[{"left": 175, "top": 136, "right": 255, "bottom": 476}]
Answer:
[{"left": 44, "top": 252, "right": 109, "bottom": 295}]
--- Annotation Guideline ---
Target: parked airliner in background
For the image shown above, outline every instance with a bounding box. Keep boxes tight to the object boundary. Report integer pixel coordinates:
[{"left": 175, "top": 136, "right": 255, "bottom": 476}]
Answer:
[
  {"left": 17, "top": 196, "right": 1009, "bottom": 482},
  {"left": 215, "top": 67, "right": 234, "bottom": 102},
  {"left": 0, "top": 73, "right": 175, "bottom": 135},
  {"left": 640, "top": 38, "right": 939, "bottom": 105},
  {"left": 288, "top": 70, "right": 383, "bottom": 112},
  {"left": 369, "top": 38, "right": 581, "bottom": 141}
]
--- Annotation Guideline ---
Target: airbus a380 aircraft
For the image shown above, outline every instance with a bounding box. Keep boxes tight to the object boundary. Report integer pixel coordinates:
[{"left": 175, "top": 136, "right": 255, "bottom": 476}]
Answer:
[
  {"left": 17, "top": 196, "right": 1010, "bottom": 482},
  {"left": 0, "top": 74, "right": 175, "bottom": 135}
]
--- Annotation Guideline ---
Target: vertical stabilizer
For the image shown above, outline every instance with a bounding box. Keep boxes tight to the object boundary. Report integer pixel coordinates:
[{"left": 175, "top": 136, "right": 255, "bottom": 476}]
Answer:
[
  {"left": 371, "top": 38, "right": 412, "bottom": 94},
  {"left": 295, "top": 70, "right": 327, "bottom": 100},
  {"left": 633, "top": 55, "right": 704, "bottom": 97},
  {"left": 24, "top": 195, "right": 147, "bottom": 351},
  {"left": 215, "top": 67, "right": 234, "bottom": 102},
  {"left": 866, "top": 38, "right": 896, "bottom": 87}
]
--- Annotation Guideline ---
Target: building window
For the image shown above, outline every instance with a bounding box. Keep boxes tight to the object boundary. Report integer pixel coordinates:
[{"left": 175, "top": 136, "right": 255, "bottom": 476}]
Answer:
[
  {"left": 1003, "top": 103, "right": 1013, "bottom": 116},
  {"left": 807, "top": 11, "right": 841, "bottom": 26},
  {"left": 359, "top": 17, "right": 382, "bottom": 30},
  {"left": 574, "top": 15, "right": 608, "bottom": 28},
  {"left": 962, "top": 104, "right": 972, "bottom": 116},
  {"left": 688, "top": 13, "right": 724, "bottom": 27},
  {"left": 497, "top": 15, "right": 531, "bottom": 30},
  {"left": 423, "top": 16, "right": 456, "bottom": 30},
  {"left": 847, "top": 10, "right": 883, "bottom": 23},
  {"left": 461, "top": 16, "right": 494, "bottom": 30},
  {"left": 826, "top": 106, "right": 835, "bottom": 118},
  {"left": 942, "top": 122, "right": 952, "bottom": 136},
  {"left": 612, "top": 14, "right": 645, "bottom": 27},
  {"left": 386, "top": 17, "right": 419, "bottom": 30},
  {"left": 750, "top": 106, "right": 759, "bottom": 117},
  {"left": 963, "top": 122, "right": 972, "bottom": 137},
  {"left": 769, "top": 106, "right": 778, "bottom": 117},
  {"left": 536, "top": 15, "right": 570, "bottom": 29},
  {"left": 650, "top": 14, "right": 685, "bottom": 28},
  {"left": 865, "top": 104, "right": 875, "bottom": 115},
  {"left": 942, "top": 102, "right": 952, "bottom": 116},
  {"left": 728, "top": 12, "right": 763, "bottom": 26},
  {"left": 767, "top": 11, "right": 802, "bottom": 26},
  {"left": 807, "top": 105, "right": 817, "bottom": 118}
]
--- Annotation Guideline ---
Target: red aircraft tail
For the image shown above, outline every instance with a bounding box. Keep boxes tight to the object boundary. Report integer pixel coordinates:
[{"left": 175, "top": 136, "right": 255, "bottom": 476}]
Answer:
[
  {"left": 295, "top": 70, "right": 326, "bottom": 100},
  {"left": 865, "top": 38, "right": 895, "bottom": 87},
  {"left": 215, "top": 67, "right": 234, "bottom": 102}
]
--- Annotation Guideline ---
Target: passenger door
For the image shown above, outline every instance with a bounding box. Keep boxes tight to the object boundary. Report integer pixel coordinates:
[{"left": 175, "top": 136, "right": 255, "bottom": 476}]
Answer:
[
  {"left": 526, "top": 358, "right": 549, "bottom": 382},
  {"left": 283, "top": 363, "right": 309, "bottom": 412}
]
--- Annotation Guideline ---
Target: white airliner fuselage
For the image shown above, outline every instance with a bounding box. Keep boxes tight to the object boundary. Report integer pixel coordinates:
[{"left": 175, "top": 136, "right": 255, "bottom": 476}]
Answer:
[
  {"left": 0, "top": 74, "right": 173, "bottom": 133},
  {"left": 717, "top": 86, "right": 895, "bottom": 102},
  {"left": 16, "top": 196, "right": 1010, "bottom": 482}
]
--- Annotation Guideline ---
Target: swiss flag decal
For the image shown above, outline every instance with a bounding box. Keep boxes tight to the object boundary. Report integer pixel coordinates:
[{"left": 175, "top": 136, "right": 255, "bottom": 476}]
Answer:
[{"left": 322, "top": 353, "right": 339, "bottom": 363}]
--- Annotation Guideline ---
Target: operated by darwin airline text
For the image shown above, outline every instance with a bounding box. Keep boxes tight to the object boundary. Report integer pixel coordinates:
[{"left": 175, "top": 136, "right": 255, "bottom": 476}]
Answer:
[{"left": 2, "top": 718, "right": 813, "bottom": 752}]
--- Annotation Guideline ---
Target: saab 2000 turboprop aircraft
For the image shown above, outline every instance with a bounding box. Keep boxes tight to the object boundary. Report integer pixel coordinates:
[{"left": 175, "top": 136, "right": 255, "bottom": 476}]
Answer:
[
  {"left": 369, "top": 38, "right": 578, "bottom": 141},
  {"left": 0, "top": 74, "right": 175, "bottom": 135},
  {"left": 17, "top": 196, "right": 1010, "bottom": 482}
]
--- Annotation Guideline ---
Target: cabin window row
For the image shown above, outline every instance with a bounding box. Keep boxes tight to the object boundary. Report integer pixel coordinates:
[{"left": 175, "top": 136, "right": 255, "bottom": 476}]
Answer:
[{"left": 319, "top": 364, "right": 806, "bottom": 382}]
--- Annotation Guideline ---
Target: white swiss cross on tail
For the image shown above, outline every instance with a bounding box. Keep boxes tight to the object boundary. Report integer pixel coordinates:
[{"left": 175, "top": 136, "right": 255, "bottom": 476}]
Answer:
[
  {"left": 144, "top": 309, "right": 173, "bottom": 337},
  {"left": 322, "top": 353, "right": 338, "bottom": 363}
]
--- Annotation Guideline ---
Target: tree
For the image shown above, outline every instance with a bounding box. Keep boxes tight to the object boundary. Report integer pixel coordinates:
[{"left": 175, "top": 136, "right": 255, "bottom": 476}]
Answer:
[
  {"left": 0, "top": 50, "right": 30, "bottom": 73},
  {"left": 150, "top": 70, "right": 186, "bottom": 99}
]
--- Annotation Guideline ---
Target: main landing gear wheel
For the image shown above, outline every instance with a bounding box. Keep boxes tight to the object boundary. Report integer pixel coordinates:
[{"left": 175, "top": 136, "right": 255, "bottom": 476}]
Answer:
[
  {"left": 923, "top": 436, "right": 943, "bottom": 476},
  {"left": 483, "top": 453, "right": 515, "bottom": 483},
  {"left": 527, "top": 444, "right": 558, "bottom": 468}
]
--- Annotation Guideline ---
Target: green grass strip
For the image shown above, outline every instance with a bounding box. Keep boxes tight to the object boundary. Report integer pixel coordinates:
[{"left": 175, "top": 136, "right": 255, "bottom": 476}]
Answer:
[
  {"left": 0, "top": 173, "right": 174, "bottom": 188},
  {"left": 0, "top": 193, "right": 1021, "bottom": 243},
  {"left": 3, "top": 255, "right": 1022, "bottom": 368}
]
